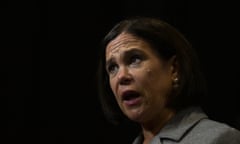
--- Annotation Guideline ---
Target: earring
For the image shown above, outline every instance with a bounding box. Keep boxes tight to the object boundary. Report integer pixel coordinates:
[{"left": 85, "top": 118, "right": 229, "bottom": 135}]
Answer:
[{"left": 173, "top": 77, "right": 179, "bottom": 89}]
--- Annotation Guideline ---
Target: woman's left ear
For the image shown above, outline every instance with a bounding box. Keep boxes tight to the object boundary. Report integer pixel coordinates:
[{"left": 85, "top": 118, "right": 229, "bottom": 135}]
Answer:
[{"left": 169, "top": 55, "right": 178, "bottom": 78}]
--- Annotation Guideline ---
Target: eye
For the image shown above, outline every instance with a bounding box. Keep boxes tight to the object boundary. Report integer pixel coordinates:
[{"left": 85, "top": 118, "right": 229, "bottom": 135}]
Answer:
[
  {"left": 129, "top": 55, "right": 142, "bottom": 65},
  {"left": 107, "top": 64, "right": 118, "bottom": 75}
]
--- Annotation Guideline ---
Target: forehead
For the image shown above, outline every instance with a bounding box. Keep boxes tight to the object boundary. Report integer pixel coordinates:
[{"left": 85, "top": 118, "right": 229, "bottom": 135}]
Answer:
[{"left": 106, "top": 33, "right": 146, "bottom": 56}]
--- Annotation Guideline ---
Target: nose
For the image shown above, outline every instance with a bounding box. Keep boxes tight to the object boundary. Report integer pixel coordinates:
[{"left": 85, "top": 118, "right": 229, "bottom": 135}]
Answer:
[{"left": 117, "top": 66, "right": 133, "bottom": 85}]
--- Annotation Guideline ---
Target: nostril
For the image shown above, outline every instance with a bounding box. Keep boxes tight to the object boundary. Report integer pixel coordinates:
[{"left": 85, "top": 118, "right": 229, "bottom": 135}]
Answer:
[
  {"left": 120, "top": 78, "right": 131, "bottom": 85},
  {"left": 118, "top": 75, "right": 133, "bottom": 85}
]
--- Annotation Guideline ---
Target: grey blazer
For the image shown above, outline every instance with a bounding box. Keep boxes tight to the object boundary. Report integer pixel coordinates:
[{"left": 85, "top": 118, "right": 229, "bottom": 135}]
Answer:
[{"left": 132, "top": 107, "right": 240, "bottom": 144}]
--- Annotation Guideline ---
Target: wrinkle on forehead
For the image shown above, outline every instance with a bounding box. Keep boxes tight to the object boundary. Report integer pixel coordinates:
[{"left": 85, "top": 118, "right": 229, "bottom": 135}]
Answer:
[{"left": 106, "top": 33, "right": 141, "bottom": 58}]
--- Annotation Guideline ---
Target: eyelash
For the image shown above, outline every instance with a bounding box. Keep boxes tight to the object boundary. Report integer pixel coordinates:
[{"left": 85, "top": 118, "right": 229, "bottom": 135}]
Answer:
[
  {"left": 107, "top": 54, "right": 143, "bottom": 74},
  {"left": 107, "top": 64, "right": 118, "bottom": 74},
  {"left": 129, "top": 55, "right": 141, "bottom": 64}
]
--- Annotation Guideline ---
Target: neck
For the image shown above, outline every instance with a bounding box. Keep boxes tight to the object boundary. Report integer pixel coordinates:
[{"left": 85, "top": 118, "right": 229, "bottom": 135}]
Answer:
[{"left": 141, "top": 109, "right": 176, "bottom": 144}]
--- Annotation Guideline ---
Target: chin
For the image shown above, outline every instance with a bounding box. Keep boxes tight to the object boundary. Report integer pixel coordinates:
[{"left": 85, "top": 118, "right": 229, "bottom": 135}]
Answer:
[{"left": 126, "top": 109, "right": 145, "bottom": 122}]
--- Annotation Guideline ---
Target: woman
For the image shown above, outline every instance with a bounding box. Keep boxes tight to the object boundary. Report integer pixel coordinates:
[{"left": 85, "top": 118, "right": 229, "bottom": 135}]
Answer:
[{"left": 97, "top": 16, "right": 240, "bottom": 144}]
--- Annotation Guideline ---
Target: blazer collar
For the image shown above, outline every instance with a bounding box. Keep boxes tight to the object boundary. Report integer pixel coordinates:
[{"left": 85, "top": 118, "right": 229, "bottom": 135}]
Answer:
[
  {"left": 132, "top": 107, "right": 208, "bottom": 144},
  {"left": 157, "top": 106, "right": 208, "bottom": 141}
]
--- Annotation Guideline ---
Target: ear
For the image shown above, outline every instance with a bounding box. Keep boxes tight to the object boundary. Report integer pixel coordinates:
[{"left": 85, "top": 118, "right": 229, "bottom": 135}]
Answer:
[{"left": 169, "top": 55, "right": 178, "bottom": 79}]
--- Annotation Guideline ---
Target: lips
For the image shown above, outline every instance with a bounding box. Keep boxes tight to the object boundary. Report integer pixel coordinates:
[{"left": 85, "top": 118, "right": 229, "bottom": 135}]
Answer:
[{"left": 121, "top": 90, "right": 141, "bottom": 106}]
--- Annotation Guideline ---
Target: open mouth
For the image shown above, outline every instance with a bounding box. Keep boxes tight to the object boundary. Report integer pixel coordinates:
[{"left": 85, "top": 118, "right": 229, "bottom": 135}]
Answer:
[
  {"left": 123, "top": 91, "right": 140, "bottom": 100},
  {"left": 121, "top": 91, "right": 141, "bottom": 106}
]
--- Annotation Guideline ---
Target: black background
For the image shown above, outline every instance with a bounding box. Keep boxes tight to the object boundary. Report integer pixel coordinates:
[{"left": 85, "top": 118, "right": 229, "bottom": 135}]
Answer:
[{"left": 8, "top": 0, "right": 239, "bottom": 143}]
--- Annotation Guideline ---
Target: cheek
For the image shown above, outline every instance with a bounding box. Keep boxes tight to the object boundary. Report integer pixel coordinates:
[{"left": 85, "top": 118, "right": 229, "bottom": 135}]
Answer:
[
  {"left": 143, "top": 68, "right": 170, "bottom": 91},
  {"left": 109, "top": 79, "right": 116, "bottom": 93},
  {"left": 134, "top": 68, "right": 153, "bottom": 86},
  {"left": 109, "top": 78, "right": 120, "bottom": 101}
]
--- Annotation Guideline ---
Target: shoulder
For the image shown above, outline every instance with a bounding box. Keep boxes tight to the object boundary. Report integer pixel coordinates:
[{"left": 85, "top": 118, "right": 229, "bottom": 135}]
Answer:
[
  {"left": 197, "top": 118, "right": 239, "bottom": 133},
  {"left": 158, "top": 107, "right": 240, "bottom": 144},
  {"left": 191, "top": 118, "right": 240, "bottom": 144}
]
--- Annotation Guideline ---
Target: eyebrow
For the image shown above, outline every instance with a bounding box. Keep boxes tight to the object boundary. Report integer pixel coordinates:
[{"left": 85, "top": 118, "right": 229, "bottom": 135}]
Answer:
[{"left": 105, "top": 48, "right": 144, "bottom": 68}]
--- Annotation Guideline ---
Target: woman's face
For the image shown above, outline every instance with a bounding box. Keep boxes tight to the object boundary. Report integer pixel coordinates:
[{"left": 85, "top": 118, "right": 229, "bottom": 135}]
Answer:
[{"left": 105, "top": 33, "right": 176, "bottom": 123}]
